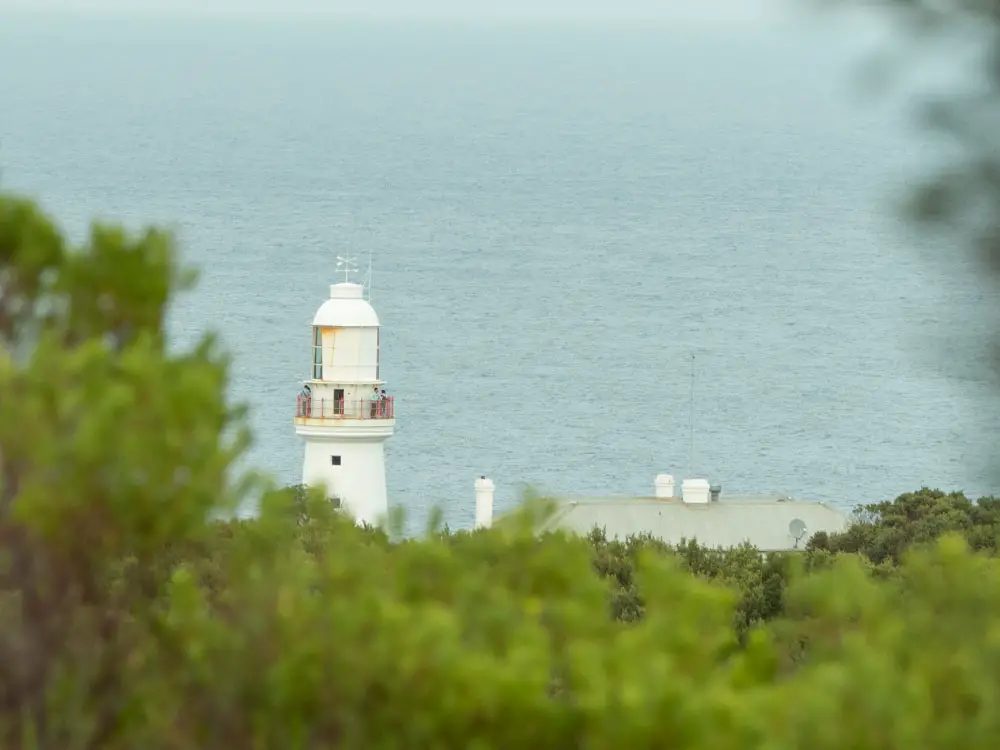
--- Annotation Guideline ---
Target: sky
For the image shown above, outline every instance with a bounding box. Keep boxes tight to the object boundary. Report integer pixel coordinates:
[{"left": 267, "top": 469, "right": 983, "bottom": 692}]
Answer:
[{"left": 0, "top": 0, "right": 816, "bottom": 26}]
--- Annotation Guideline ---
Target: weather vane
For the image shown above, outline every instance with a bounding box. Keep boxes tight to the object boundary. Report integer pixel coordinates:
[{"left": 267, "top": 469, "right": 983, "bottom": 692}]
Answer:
[{"left": 336, "top": 253, "right": 358, "bottom": 283}]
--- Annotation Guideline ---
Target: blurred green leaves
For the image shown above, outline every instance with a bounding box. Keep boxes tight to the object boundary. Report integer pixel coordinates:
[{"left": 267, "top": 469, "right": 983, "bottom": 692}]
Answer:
[{"left": 6, "top": 187, "right": 1000, "bottom": 748}]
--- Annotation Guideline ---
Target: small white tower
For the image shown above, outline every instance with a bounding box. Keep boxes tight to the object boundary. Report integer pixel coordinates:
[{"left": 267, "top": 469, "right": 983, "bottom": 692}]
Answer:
[
  {"left": 475, "top": 476, "right": 495, "bottom": 530},
  {"left": 294, "top": 265, "right": 394, "bottom": 527}
]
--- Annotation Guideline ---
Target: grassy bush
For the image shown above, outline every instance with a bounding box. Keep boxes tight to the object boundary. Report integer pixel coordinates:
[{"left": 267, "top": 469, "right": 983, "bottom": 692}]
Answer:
[{"left": 5, "top": 193, "right": 1000, "bottom": 748}]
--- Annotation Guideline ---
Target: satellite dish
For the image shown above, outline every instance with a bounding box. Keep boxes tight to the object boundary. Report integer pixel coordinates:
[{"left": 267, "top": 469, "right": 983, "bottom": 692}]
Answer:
[{"left": 789, "top": 518, "right": 808, "bottom": 546}]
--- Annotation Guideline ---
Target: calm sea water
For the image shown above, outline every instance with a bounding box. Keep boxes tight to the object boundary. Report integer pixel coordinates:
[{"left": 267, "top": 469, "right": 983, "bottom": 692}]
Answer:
[{"left": 3, "top": 11, "right": 998, "bottom": 531}]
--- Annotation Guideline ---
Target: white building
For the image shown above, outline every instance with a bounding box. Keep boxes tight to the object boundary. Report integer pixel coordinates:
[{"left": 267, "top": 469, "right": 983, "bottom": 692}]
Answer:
[
  {"left": 474, "top": 474, "right": 851, "bottom": 552},
  {"left": 294, "top": 280, "right": 395, "bottom": 527}
]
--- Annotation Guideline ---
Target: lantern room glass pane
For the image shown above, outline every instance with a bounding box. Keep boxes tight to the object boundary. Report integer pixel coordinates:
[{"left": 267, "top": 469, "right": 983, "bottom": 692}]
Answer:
[{"left": 312, "top": 326, "right": 323, "bottom": 379}]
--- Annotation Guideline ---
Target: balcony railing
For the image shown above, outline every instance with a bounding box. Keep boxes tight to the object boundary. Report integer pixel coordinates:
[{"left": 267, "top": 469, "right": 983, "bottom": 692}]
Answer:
[{"left": 295, "top": 396, "right": 395, "bottom": 421}]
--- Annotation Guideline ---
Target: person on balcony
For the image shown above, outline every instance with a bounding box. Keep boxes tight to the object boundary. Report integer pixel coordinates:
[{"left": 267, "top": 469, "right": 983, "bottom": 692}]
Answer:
[
  {"left": 369, "top": 385, "right": 380, "bottom": 418},
  {"left": 378, "top": 389, "right": 389, "bottom": 417},
  {"left": 299, "top": 384, "right": 312, "bottom": 417}
]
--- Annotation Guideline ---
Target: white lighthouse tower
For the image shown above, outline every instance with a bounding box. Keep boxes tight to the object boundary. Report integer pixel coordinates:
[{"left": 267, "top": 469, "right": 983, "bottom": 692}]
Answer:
[{"left": 293, "top": 259, "right": 395, "bottom": 527}]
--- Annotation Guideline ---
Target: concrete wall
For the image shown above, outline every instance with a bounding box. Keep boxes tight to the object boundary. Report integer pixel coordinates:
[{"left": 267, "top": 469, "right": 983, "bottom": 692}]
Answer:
[{"left": 302, "top": 435, "right": 389, "bottom": 527}]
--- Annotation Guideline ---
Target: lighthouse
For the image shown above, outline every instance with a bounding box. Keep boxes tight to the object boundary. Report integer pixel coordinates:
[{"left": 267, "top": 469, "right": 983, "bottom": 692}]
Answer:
[{"left": 293, "top": 272, "right": 395, "bottom": 527}]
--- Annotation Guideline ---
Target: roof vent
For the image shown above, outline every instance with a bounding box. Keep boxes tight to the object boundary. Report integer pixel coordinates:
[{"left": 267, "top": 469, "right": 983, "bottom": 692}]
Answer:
[
  {"left": 654, "top": 474, "right": 675, "bottom": 499},
  {"left": 709, "top": 484, "right": 721, "bottom": 502},
  {"left": 681, "top": 478, "right": 711, "bottom": 504}
]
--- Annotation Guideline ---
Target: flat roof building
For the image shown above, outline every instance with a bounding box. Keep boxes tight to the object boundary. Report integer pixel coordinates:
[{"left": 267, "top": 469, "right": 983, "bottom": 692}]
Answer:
[{"left": 475, "top": 474, "right": 851, "bottom": 551}]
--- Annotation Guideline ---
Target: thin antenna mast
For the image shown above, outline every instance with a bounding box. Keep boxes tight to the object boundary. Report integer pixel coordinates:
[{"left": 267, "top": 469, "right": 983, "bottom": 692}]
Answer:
[
  {"left": 688, "top": 352, "right": 696, "bottom": 477},
  {"left": 366, "top": 247, "right": 373, "bottom": 302}
]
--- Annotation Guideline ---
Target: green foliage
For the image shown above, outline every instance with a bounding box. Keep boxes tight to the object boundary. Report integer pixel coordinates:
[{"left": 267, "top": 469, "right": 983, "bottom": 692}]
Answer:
[
  {"left": 7, "top": 191, "right": 1000, "bottom": 747},
  {"left": 0, "top": 194, "right": 250, "bottom": 749},
  {"left": 766, "top": 534, "right": 1000, "bottom": 749},
  {"left": 583, "top": 530, "right": 789, "bottom": 637},
  {"left": 810, "top": 487, "right": 1000, "bottom": 563}
]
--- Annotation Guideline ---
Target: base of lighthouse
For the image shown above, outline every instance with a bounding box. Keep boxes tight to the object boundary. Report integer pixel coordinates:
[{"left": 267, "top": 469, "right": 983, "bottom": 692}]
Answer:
[{"left": 298, "top": 428, "right": 392, "bottom": 527}]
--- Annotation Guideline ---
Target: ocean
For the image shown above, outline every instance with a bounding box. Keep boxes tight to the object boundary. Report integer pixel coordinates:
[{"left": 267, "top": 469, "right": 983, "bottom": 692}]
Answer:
[{"left": 2, "top": 10, "right": 998, "bottom": 531}]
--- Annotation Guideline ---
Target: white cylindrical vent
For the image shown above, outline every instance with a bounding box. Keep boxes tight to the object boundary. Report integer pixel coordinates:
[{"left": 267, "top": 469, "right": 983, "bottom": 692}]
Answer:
[
  {"left": 654, "top": 474, "right": 675, "bottom": 499},
  {"left": 475, "top": 476, "right": 495, "bottom": 529},
  {"left": 681, "top": 478, "right": 711, "bottom": 504}
]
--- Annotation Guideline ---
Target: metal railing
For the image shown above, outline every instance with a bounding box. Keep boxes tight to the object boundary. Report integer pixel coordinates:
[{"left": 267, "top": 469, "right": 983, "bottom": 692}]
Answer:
[{"left": 295, "top": 396, "right": 395, "bottom": 420}]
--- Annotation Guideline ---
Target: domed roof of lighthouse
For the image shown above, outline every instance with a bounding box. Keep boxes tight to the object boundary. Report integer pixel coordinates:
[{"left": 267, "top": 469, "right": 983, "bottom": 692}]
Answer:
[{"left": 312, "top": 282, "right": 380, "bottom": 328}]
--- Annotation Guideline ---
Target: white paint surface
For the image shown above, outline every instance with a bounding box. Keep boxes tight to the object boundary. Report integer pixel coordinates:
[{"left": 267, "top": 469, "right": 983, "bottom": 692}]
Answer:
[
  {"left": 654, "top": 473, "right": 675, "bottom": 499},
  {"left": 681, "top": 478, "right": 711, "bottom": 504},
  {"left": 475, "top": 476, "right": 495, "bottom": 529},
  {"left": 301, "top": 426, "right": 392, "bottom": 526},
  {"left": 296, "top": 281, "right": 394, "bottom": 527}
]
